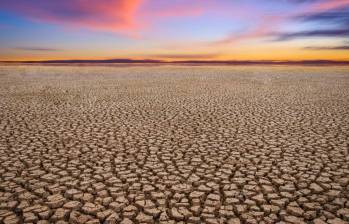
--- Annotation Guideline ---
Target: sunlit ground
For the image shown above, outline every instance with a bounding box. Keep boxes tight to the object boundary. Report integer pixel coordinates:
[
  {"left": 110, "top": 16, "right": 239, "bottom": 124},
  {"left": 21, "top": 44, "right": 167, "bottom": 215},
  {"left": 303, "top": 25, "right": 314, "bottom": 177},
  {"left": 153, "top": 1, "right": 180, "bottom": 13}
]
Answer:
[{"left": 0, "top": 65, "right": 348, "bottom": 224}]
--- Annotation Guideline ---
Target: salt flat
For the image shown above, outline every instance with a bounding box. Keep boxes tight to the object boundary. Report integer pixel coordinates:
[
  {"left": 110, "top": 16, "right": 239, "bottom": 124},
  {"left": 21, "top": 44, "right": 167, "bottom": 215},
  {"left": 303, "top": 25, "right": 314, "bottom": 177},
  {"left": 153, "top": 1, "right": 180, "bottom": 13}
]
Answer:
[{"left": 0, "top": 65, "right": 348, "bottom": 224}]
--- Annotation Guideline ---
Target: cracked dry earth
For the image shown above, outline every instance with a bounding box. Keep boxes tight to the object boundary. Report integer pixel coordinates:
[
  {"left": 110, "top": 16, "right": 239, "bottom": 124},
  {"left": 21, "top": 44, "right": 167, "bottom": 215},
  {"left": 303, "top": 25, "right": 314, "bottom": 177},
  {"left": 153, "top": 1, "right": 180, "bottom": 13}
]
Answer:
[{"left": 0, "top": 65, "right": 348, "bottom": 224}]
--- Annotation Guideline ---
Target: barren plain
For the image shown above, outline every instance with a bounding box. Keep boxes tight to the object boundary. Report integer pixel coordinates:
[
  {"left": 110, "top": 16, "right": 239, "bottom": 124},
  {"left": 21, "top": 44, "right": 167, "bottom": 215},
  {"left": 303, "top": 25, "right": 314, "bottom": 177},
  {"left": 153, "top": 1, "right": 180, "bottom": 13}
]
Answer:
[{"left": 0, "top": 65, "right": 348, "bottom": 224}]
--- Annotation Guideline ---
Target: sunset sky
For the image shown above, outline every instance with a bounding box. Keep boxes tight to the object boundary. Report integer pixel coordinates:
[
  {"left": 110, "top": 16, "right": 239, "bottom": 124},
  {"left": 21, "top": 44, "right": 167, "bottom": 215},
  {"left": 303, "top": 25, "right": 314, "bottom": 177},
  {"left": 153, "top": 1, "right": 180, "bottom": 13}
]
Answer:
[{"left": 0, "top": 0, "right": 348, "bottom": 61}]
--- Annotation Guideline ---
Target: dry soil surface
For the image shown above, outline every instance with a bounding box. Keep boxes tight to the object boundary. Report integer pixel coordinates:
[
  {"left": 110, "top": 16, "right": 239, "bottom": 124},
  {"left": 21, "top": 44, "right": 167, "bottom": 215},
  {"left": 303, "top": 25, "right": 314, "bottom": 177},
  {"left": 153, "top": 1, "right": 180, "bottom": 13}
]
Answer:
[{"left": 0, "top": 65, "right": 348, "bottom": 224}]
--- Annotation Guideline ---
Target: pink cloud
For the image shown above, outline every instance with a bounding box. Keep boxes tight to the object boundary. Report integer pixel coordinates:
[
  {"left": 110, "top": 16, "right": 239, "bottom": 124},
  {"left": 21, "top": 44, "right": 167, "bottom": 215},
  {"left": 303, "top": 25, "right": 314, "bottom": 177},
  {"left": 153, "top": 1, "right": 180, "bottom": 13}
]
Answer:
[
  {"left": 0, "top": 0, "right": 210, "bottom": 37},
  {"left": 212, "top": 0, "right": 349, "bottom": 45},
  {"left": 150, "top": 5, "right": 204, "bottom": 18},
  {"left": 0, "top": 0, "right": 143, "bottom": 33},
  {"left": 308, "top": 0, "right": 349, "bottom": 12},
  {"left": 140, "top": 0, "right": 210, "bottom": 20},
  {"left": 214, "top": 15, "right": 285, "bottom": 45}
]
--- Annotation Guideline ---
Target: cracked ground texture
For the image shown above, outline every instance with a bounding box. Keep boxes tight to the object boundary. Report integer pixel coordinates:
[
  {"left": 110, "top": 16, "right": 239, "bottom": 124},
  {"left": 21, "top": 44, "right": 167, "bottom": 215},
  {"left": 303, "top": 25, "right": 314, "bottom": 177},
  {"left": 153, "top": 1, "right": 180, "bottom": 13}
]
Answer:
[{"left": 0, "top": 65, "right": 348, "bottom": 224}]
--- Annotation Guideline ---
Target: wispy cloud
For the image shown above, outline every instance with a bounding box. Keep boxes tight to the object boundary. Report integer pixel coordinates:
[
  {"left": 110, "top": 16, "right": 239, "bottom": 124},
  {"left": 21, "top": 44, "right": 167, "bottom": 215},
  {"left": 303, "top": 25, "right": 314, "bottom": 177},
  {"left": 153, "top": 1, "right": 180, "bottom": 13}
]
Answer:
[
  {"left": 297, "top": 10, "right": 349, "bottom": 23},
  {"left": 274, "top": 28, "right": 349, "bottom": 41},
  {"left": 274, "top": 5, "right": 349, "bottom": 41},
  {"left": 306, "top": 0, "right": 349, "bottom": 13},
  {"left": 143, "top": 1, "right": 205, "bottom": 18},
  {"left": 148, "top": 53, "right": 220, "bottom": 60},
  {"left": 305, "top": 45, "right": 349, "bottom": 50},
  {"left": 12, "top": 47, "right": 60, "bottom": 51},
  {"left": 212, "top": 15, "right": 284, "bottom": 45},
  {"left": 212, "top": 0, "right": 349, "bottom": 45}
]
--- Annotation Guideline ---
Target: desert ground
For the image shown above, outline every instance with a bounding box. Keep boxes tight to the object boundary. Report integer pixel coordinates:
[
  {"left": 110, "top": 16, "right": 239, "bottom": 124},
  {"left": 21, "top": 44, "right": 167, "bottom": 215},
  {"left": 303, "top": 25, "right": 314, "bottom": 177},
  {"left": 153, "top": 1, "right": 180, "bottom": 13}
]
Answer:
[{"left": 0, "top": 65, "right": 348, "bottom": 224}]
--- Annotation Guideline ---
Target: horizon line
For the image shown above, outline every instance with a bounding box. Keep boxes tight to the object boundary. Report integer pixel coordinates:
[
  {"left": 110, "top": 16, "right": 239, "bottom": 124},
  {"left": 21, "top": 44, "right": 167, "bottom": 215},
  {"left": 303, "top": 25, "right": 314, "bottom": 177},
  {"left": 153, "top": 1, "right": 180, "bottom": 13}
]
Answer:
[{"left": 1, "top": 59, "right": 349, "bottom": 66}]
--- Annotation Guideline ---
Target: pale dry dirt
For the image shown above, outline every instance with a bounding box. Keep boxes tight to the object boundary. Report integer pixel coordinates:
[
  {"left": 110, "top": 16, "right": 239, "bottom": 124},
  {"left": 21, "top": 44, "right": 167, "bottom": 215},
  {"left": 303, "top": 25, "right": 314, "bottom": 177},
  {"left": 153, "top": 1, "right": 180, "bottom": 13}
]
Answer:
[{"left": 0, "top": 65, "right": 348, "bottom": 224}]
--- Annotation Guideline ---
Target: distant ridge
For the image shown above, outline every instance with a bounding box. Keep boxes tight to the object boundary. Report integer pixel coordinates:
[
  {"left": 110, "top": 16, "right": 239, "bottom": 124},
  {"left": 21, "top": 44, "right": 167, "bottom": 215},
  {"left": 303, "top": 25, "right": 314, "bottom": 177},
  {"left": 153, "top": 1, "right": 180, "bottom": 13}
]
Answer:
[
  {"left": 1, "top": 59, "right": 163, "bottom": 64},
  {"left": 172, "top": 60, "right": 349, "bottom": 65},
  {"left": 1, "top": 59, "right": 349, "bottom": 65}
]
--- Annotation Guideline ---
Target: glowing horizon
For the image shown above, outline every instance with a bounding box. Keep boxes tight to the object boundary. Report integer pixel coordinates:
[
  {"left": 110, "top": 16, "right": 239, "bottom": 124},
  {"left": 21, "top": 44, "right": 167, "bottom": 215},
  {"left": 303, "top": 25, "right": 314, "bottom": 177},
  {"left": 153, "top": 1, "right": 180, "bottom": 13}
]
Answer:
[{"left": 0, "top": 0, "right": 348, "bottom": 61}]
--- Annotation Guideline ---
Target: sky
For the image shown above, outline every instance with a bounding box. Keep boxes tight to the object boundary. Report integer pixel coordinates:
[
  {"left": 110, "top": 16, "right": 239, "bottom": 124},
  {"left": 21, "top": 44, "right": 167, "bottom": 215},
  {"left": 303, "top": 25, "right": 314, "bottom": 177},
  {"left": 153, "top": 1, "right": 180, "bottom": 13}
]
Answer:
[{"left": 0, "top": 0, "right": 348, "bottom": 61}]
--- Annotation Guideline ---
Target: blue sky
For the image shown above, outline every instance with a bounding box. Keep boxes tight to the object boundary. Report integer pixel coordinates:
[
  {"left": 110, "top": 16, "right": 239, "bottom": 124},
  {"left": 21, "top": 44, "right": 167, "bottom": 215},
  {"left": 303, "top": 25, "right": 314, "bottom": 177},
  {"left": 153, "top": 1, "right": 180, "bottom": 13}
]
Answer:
[{"left": 0, "top": 0, "right": 348, "bottom": 61}]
